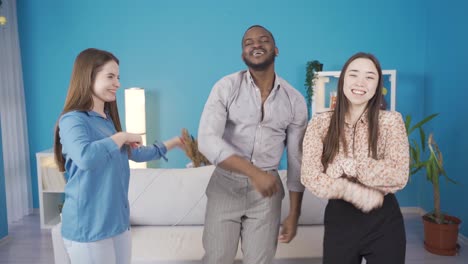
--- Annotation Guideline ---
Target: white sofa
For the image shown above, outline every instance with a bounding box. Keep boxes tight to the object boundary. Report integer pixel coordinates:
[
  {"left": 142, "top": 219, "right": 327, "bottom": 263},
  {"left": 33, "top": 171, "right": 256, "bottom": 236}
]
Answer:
[{"left": 52, "top": 166, "right": 327, "bottom": 264}]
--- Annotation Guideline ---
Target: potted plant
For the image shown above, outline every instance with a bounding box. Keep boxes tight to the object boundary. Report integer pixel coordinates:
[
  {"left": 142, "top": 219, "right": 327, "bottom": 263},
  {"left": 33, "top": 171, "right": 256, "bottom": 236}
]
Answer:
[
  {"left": 304, "top": 60, "right": 323, "bottom": 113},
  {"left": 405, "top": 113, "right": 461, "bottom": 256}
]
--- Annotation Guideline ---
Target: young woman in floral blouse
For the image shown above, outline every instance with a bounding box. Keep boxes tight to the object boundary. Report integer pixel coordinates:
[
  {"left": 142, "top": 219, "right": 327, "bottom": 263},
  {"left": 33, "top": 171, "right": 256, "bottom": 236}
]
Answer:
[{"left": 301, "top": 52, "right": 409, "bottom": 264}]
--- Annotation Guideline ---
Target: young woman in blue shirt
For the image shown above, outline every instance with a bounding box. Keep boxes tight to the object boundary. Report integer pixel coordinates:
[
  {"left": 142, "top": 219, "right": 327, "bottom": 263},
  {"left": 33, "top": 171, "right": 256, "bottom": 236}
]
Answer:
[{"left": 53, "top": 48, "right": 183, "bottom": 264}]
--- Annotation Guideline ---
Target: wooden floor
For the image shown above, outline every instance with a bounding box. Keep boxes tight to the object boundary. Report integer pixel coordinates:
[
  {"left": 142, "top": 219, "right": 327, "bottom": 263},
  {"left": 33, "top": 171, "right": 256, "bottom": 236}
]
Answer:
[{"left": 0, "top": 211, "right": 466, "bottom": 264}]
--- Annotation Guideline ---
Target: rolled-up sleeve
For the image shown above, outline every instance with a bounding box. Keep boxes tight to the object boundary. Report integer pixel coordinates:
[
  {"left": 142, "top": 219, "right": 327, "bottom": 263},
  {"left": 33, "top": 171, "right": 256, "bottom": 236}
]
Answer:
[
  {"left": 198, "top": 79, "right": 239, "bottom": 165},
  {"left": 286, "top": 95, "right": 308, "bottom": 192}
]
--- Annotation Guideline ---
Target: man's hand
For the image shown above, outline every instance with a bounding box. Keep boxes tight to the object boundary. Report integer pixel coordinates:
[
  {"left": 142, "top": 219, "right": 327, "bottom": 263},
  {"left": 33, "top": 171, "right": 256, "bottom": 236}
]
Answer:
[
  {"left": 251, "top": 171, "right": 279, "bottom": 197},
  {"left": 278, "top": 214, "right": 299, "bottom": 243}
]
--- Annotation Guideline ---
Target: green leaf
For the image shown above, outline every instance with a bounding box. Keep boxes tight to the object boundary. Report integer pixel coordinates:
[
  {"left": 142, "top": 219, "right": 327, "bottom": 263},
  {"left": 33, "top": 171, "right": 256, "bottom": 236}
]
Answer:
[
  {"left": 412, "top": 162, "right": 425, "bottom": 169},
  {"left": 411, "top": 139, "right": 421, "bottom": 162},
  {"left": 409, "top": 147, "right": 417, "bottom": 163},
  {"left": 441, "top": 168, "right": 458, "bottom": 184},
  {"left": 419, "top": 128, "right": 426, "bottom": 152},
  {"left": 405, "top": 115, "right": 411, "bottom": 133},
  {"left": 426, "top": 161, "right": 433, "bottom": 182},
  {"left": 431, "top": 162, "right": 439, "bottom": 185},
  {"left": 408, "top": 113, "right": 439, "bottom": 135},
  {"left": 410, "top": 167, "right": 423, "bottom": 175}
]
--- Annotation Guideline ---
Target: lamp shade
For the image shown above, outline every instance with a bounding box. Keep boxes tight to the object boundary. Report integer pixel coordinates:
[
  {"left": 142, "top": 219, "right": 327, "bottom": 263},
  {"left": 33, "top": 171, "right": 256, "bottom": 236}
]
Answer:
[
  {"left": 125, "top": 88, "right": 146, "bottom": 134},
  {"left": 125, "top": 87, "right": 147, "bottom": 168}
]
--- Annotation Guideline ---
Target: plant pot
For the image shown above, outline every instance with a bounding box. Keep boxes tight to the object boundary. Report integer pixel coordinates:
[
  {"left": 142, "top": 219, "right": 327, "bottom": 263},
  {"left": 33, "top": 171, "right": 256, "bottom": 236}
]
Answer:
[{"left": 422, "top": 214, "right": 461, "bottom": 256}]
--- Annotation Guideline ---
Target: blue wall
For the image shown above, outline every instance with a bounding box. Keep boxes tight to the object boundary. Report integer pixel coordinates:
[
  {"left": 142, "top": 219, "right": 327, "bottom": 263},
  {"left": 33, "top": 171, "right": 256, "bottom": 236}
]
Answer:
[
  {"left": 17, "top": 0, "right": 427, "bottom": 210},
  {"left": 0, "top": 118, "right": 8, "bottom": 240},
  {"left": 18, "top": 0, "right": 468, "bottom": 238},
  {"left": 421, "top": 0, "right": 468, "bottom": 237}
]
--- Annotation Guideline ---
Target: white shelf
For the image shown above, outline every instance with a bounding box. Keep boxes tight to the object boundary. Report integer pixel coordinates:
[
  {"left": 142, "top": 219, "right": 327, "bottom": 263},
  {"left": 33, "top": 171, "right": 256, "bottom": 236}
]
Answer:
[{"left": 36, "top": 149, "right": 65, "bottom": 229}]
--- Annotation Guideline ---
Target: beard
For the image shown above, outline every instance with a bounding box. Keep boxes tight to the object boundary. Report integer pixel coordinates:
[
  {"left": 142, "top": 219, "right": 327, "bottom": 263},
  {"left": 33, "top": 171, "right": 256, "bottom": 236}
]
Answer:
[{"left": 242, "top": 50, "right": 276, "bottom": 71}]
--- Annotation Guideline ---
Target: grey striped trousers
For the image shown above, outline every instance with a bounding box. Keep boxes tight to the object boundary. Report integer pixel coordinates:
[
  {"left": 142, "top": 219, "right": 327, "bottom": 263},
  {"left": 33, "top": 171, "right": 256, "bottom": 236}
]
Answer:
[{"left": 202, "top": 167, "right": 285, "bottom": 264}]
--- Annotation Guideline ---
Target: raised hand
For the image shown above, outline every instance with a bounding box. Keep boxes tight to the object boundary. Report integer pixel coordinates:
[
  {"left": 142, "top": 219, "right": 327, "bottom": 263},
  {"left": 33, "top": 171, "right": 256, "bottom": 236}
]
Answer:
[{"left": 163, "top": 136, "right": 185, "bottom": 151}]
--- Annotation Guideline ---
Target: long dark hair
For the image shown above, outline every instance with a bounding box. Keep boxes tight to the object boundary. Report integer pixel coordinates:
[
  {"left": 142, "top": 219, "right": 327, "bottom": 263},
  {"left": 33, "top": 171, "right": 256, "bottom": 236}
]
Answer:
[
  {"left": 54, "top": 48, "right": 123, "bottom": 172},
  {"left": 322, "top": 52, "right": 383, "bottom": 168}
]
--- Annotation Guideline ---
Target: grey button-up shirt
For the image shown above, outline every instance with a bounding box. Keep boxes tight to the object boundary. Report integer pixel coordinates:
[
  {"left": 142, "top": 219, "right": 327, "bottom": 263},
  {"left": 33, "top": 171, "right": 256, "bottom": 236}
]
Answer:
[{"left": 198, "top": 70, "right": 308, "bottom": 192}]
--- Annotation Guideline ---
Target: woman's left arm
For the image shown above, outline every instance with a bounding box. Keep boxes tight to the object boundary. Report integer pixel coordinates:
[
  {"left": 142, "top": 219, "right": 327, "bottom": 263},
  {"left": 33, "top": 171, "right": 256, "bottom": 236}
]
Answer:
[
  {"left": 354, "top": 112, "right": 410, "bottom": 193},
  {"left": 130, "top": 137, "right": 183, "bottom": 162}
]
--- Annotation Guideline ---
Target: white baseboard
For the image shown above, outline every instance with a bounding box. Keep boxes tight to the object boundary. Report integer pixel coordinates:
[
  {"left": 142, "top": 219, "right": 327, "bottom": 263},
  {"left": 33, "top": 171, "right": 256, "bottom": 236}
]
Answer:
[
  {"left": 400, "top": 206, "right": 426, "bottom": 215},
  {"left": 458, "top": 232, "right": 468, "bottom": 247}
]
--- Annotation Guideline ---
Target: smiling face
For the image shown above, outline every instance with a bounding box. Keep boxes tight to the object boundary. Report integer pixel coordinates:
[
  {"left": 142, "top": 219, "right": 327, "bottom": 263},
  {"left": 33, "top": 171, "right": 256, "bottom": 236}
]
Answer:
[
  {"left": 241, "top": 26, "right": 278, "bottom": 71},
  {"left": 92, "top": 60, "right": 120, "bottom": 108},
  {"left": 343, "top": 58, "right": 379, "bottom": 109}
]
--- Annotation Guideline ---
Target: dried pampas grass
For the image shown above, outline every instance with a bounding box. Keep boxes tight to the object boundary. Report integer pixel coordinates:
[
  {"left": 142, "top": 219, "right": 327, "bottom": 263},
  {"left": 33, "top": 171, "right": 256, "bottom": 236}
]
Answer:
[{"left": 181, "top": 128, "right": 211, "bottom": 167}]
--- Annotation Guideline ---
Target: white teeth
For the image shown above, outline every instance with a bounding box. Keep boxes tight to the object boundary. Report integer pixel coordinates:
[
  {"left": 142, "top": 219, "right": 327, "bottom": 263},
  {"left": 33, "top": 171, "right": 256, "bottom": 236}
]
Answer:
[
  {"left": 253, "top": 50, "right": 265, "bottom": 56},
  {"left": 352, "top": 89, "right": 366, "bottom": 95}
]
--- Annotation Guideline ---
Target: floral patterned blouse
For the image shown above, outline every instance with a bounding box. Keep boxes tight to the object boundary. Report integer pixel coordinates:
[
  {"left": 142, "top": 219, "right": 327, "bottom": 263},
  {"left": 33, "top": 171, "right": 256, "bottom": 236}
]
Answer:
[{"left": 301, "top": 110, "right": 409, "bottom": 202}]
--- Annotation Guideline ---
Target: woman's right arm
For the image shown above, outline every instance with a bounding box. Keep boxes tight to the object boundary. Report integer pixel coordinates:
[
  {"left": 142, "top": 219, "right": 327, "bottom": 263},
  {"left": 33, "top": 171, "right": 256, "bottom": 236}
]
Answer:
[
  {"left": 59, "top": 114, "right": 140, "bottom": 170},
  {"left": 111, "top": 132, "right": 142, "bottom": 149}
]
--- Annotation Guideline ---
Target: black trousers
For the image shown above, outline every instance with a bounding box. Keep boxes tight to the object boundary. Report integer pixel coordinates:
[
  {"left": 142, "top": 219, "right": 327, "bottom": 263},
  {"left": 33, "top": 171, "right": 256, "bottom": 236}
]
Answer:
[{"left": 323, "top": 193, "right": 406, "bottom": 264}]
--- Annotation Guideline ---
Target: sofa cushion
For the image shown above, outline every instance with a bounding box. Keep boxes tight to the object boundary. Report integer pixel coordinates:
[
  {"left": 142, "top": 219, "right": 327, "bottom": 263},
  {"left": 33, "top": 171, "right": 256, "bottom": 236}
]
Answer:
[
  {"left": 130, "top": 225, "right": 324, "bottom": 262},
  {"left": 128, "top": 166, "right": 326, "bottom": 226}
]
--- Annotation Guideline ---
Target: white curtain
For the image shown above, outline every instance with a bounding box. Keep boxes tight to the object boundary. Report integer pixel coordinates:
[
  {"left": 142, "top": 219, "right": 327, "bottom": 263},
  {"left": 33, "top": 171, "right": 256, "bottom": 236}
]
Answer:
[{"left": 0, "top": 0, "right": 33, "bottom": 223}]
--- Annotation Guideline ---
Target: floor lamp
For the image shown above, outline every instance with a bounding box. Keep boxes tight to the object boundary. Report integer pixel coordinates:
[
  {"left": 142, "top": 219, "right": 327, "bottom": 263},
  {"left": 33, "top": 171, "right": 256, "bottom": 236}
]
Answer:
[{"left": 125, "top": 87, "right": 147, "bottom": 168}]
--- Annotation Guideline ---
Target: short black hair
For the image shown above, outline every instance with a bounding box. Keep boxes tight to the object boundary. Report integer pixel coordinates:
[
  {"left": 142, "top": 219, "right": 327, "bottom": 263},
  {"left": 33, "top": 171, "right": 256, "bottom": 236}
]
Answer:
[{"left": 242, "top": 25, "right": 276, "bottom": 46}]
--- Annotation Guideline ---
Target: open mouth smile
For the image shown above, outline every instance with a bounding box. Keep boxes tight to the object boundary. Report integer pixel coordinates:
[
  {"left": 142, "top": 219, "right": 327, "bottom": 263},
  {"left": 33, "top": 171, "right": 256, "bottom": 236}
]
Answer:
[
  {"left": 351, "top": 89, "right": 366, "bottom": 95},
  {"left": 251, "top": 49, "right": 265, "bottom": 57}
]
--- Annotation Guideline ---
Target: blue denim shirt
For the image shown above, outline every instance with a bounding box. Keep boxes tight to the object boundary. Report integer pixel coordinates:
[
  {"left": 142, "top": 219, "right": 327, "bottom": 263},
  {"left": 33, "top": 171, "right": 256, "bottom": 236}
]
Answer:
[{"left": 59, "top": 110, "right": 167, "bottom": 242}]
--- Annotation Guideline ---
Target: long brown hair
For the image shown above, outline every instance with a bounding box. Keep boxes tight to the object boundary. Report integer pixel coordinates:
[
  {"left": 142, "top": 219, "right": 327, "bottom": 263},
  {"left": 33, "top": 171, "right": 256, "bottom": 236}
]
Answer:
[
  {"left": 54, "top": 48, "right": 123, "bottom": 172},
  {"left": 321, "top": 52, "right": 383, "bottom": 168}
]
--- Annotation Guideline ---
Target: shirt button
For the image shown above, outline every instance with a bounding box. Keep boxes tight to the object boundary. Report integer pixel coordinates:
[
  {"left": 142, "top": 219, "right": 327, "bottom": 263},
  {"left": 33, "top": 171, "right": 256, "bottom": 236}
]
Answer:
[{"left": 252, "top": 159, "right": 256, "bottom": 163}]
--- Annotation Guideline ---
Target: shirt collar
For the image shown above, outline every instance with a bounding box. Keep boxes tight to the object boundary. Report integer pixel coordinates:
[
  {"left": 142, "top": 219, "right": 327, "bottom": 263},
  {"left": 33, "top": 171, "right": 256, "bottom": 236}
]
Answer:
[
  {"left": 86, "top": 110, "right": 109, "bottom": 119},
  {"left": 246, "top": 70, "right": 281, "bottom": 91}
]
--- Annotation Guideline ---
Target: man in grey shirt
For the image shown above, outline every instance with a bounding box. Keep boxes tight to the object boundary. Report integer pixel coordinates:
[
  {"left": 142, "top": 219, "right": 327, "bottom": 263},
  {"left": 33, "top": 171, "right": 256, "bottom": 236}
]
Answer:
[{"left": 198, "top": 25, "right": 308, "bottom": 264}]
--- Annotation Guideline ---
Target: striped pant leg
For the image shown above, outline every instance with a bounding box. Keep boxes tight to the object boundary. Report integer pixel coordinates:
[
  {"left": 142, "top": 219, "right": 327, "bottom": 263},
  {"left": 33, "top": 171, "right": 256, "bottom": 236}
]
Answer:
[
  {"left": 241, "top": 170, "right": 284, "bottom": 264},
  {"left": 202, "top": 168, "right": 248, "bottom": 264}
]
